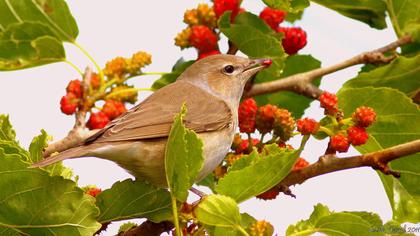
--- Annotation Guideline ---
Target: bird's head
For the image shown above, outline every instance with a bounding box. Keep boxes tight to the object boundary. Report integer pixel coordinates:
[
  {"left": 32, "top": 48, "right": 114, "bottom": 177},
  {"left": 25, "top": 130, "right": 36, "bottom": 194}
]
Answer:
[{"left": 178, "top": 54, "right": 271, "bottom": 104}]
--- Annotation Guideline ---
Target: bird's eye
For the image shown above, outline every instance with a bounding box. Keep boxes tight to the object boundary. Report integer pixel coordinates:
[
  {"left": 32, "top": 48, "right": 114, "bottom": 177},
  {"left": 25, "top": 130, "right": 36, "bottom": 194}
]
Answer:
[{"left": 223, "top": 65, "right": 235, "bottom": 74}]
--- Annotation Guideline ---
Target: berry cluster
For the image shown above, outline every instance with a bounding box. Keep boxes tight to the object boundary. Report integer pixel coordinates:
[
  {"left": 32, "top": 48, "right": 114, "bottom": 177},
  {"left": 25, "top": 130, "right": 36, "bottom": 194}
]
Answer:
[
  {"left": 212, "top": 93, "right": 376, "bottom": 201},
  {"left": 317, "top": 92, "right": 376, "bottom": 153},
  {"left": 250, "top": 220, "right": 274, "bottom": 236},
  {"left": 175, "top": 3, "right": 223, "bottom": 59},
  {"left": 257, "top": 7, "right": 307, "bottom": 55},
  {"left": 175, "top": 2, "right": 307, "bottom": 59},
  {"left": 84, "top": 186, "right": 102, "bottom": 197},
  {"left": 214, "top": 98, "right": 310, "bottom": 200},
  {"left": 59, "top": 51, "right": 151, "bottom": 130}
]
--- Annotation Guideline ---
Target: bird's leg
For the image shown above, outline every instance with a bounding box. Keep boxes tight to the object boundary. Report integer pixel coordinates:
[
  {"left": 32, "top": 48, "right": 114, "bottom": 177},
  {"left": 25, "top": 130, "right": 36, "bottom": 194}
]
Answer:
[{"left": 189, "top": 187, "right": 207, "bottom": 198}]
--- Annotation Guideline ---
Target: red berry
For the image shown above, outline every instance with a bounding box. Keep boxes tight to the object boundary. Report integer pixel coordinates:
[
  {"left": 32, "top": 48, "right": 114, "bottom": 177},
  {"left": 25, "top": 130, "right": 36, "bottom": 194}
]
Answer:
[
  {"left": 198, "top": 49, "right": 221, "bottom": 60},
  {"left": 319, "top": 91, "right": 338, "bottom": 114},
  {"left": 236, "top": 138, "right": 259, "bottom": 154},
  {"left": 330, "top": 134, "right": 350, "bottom": 153},
  {"left": 256, "top": 187, "right": 280, "bottom": 200},
  {"left": 238, "top": 98, "right": 258, "bottom": 133},
  {"left": 277, "top": 27, "right": 307, "bottom": 55},
  {"left": 86, "top": 188, "right": 102, "bottom": 197},
  {"left": 90, "top": 73, "right": 100, "bottom": 89},
  {"left": 102, "top": 100, "right": 127, "bottom": 120},
  {"left": 189, "top": 25, "right": 218, "bottom": 53},
  {"left": 256, "top": 104, "right": 277, "bottom": 134},
  {"left": 347, "top": 126, "right": 369, "bottom": 146},
  {"left": 293, "top": 157, "right": 309, "bottom": 171},
  {"left": 297, "top": 118, "right": 320, "bottom": 135},
  {"left": 213, "top": 0, "right": 241, "bottom": 19},
  {"left": 259, "top": 7, "right": 286, "bottom": 30},
  {"left": 87, "top": 111, "right": 110, "bottom": 130},
  {"left": 278, "top": 142, "right": 294, "bottom": 150},
  {"left": 60, "top": 92, "right": 79, "bottom": 115},
  {"left": 352, "top": 106, "right": 376, "bottom": 127},
  {"left": 66, "top": 80, "right": 83, "bottom": 98}
]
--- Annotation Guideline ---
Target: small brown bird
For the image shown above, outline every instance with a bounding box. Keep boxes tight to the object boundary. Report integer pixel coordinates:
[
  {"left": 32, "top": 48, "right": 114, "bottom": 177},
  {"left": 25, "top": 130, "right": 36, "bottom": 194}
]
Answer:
[{"left": 33, "top": 55, "right": 271, "bottom": 186}]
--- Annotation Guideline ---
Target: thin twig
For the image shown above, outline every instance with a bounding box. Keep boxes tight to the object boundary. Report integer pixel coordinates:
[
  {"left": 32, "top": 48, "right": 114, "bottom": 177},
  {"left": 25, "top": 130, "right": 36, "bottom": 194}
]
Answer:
[
  {"left": 244, "top": 35, "right": 412, "bottom": 98},
  {"left": 277, "top": 139, "right": 420, "bottom": 190},
  {"left": 43, "top": 67, "right": 98, "bottom": 157}
]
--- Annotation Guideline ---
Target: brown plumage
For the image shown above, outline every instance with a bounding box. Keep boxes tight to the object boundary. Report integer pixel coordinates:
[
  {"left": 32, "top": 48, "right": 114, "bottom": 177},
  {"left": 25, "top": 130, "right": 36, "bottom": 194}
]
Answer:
[{"left": 32, "top": 55, "right": 271, "bottom": 186}]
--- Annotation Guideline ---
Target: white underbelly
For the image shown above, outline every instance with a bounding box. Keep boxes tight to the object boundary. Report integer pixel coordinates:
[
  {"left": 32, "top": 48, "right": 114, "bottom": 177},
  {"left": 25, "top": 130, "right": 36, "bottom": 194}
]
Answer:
[{"left": 92, "top": 128, "right": 234, "bottom": 186}]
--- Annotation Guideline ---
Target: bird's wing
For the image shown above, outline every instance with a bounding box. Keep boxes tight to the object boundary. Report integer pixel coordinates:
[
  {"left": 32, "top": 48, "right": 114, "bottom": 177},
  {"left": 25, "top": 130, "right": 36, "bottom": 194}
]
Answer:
[{"left": 85, "top": 81, "right": 233, "bottom": 143}]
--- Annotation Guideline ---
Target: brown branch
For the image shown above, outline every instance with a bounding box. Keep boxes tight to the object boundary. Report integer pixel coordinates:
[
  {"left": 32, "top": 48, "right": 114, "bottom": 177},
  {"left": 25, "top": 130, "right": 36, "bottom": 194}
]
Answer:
[
  {"left": 226, "top": 40, "right": 238, "bottom": 55},
  {"left": 244, "top": 35, "right": 412, "bottom": 99},
  {"left": 278, "top": 139, "right": 420, "bottom": 190},
  {"left": 43, "top": 67, "right": 98, "bottom": 157},
  {"left": 120, "top": 220, "right": 173, "bottom": 236}
]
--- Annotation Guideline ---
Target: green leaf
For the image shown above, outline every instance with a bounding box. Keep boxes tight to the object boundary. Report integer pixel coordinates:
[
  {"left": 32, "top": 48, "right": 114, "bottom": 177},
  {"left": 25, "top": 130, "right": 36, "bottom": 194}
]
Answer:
[
  {"left": 205, "top": 213, "right": 258, "bottom": 236},
  {"left": 215, "top": 144, "right": 300, "bottom": 202},
  {"left": 195, "top": 195, "right": 246, "bottom": 234},
  {"left": 0, "top": 140, "right": 29, "bottom": 162},
  {"left": 0, "top": 115, "right": 15, "bottom": 141},
  {"left": 255, "top": 55, "right": 322, "bottom": 118},
  {"left": 219, "top": 12, "right": 286, "bottom": 82},
  {"left": 343, "top": 55, "right": 420, "bottom": 97},
  {"left": 337, "top": 87, "right": 420, "bottom": 223},
  {"left": 0, "top": 0, "right": 78, "bottom": 42},
  {"left": 151, "top": 59, "right": 194, "bottom": 90},
  {"left": 0, "top": 22, "right": 65, "bottom": 70},
  {"left": 310, "top": 0, "right": 387, "bottom": 29},
  {"left": 165, "top": 104, "right": 204, "bottom": 202},
  {"left": 96, "top": 179, "right": 172, "bottom": 223},
  {"left": 386, "top": 0, "right": 420, "bottom": 41},
  {"left": 197, "top": 172, "right": 217, "bottom": 192},
  {"left": 0, "top": 152, "right": 101, "bottom": 236},
  {"left": 263, "top": 0, "right": 310, "bottom": 13},
  {"left": 28, "top": 130, "right": 74, "bottom": 179},
  {"left": 28, "top": 129, "right": 48, "bottom": 163},
  {"left": 287, "top": 204, "right": 390, "bottom": 236}
]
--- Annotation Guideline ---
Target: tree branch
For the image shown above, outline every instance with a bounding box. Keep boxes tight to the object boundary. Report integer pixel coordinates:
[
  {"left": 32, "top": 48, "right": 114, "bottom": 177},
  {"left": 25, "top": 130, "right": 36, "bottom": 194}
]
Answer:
[
  {"left": 43, "top": 67, "right": 98, "bottom": 157},
  {"left": 120, "top": 220, "right": 173, "bottom": 236},
  {"left": 277, "top": 139, "right": 420, "bottom": 190},
  {"left": 244, "top": 35, "right": 412, "bottom": 99}
]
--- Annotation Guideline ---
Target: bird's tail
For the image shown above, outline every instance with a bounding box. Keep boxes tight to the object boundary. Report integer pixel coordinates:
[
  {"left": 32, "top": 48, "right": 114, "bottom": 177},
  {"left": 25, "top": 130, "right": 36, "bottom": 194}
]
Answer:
[{"left": 31, "top": 145, "right": 91, "bottom": 168}]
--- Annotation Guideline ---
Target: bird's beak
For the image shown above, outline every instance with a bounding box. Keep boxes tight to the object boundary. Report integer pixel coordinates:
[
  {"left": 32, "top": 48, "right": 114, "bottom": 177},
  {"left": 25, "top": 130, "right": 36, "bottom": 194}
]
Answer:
[{"left": 242, "top": 58, "right": 272, "bottom": 78}]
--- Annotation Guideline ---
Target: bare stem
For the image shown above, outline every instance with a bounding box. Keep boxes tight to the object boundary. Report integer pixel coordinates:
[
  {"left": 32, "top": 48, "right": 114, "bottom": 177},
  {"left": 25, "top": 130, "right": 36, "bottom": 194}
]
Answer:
[
  {"left": 278, "top": 139, "right": 420, "bottom": 189},
  {"left": 244, "top": 35, "right": 412, "bottom": 98},
  {"left": 43, "top": 67, "right": 98, "bottom": 157}
]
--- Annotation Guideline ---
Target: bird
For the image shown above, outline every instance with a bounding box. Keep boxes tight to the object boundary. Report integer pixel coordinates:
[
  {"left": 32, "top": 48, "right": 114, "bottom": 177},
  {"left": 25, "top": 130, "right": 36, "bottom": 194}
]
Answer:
[{"left": 32, "top": 54, "right": 272, "bottom": 186}]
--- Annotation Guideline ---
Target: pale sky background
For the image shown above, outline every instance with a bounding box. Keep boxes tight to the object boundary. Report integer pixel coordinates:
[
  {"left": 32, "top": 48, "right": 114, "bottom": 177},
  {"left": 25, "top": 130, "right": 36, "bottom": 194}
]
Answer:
[{"left": 0, "top": 1, "right": 399, "bottom": 235}]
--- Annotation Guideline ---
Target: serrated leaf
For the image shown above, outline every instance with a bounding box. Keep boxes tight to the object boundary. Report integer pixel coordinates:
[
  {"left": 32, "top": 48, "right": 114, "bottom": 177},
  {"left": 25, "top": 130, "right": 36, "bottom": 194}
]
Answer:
[
  {"left": 0, "top": 115, "right": 16, "bottom": 141},
  {"left": 0, "top": 0, "right": 78, "bottom": 42},
  {"left": 287, "top": 204, "right": 390, "bottom": 236},
  {"left": 151, "top": 59, "right": 194, "bottom": 90},
  {"left": 337, "top": 87, "right": 420, "bottom": 223},
  {"left": 263, "top": 0, "right": 309, "bottom": 13},
  {"left": 343, "top": 55, "right": 420, "bottom": 97},
  {"left": 0, "top": 151, "right": 100, "bottom": 235},
  {"left": 0, "top": 140, "right": 29, "bottom": 162},
  {"left": 96, "top": 179, "right": 172, "bottom": 223},
  {"left": 165, "top": 105, "right": 204, "bottom": 202},
  {"left": 195, "top": 195, "right": 245, "bottom": 234},
  {"left": 205, "top": 213, "right": 258, "bottom": 236},
  {"left": 28, "top": 129, "right": 73, "bottom": 179},
  {"left": 386, "top": 0, "right": 420, "bottom": 40},
  {"left": 215, "top": 144, "right": 300, "bottom": 202},
  {"left": 311, "top": 0, "right": 387, "bottom": 29},
  {"left": 28, "top": 129, "right": 48, "bottom": 163},
  {"left": 0, "top": 22, "right": 65, "bottom": 70},
  {"left": 219, "top": 12, "right": 286, "bottom": 82},
  {"left": 255, "top": 55, "right": 322, "bottom": 118}
]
